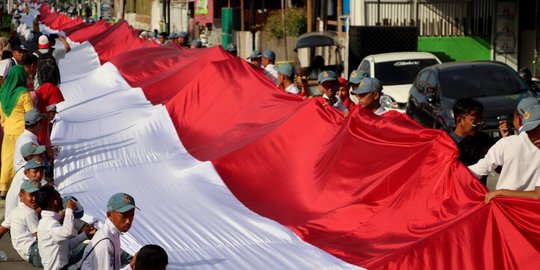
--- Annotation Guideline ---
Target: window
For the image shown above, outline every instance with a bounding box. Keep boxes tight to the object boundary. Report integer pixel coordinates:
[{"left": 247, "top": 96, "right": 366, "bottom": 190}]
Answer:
[
  {"left": 125, "top": 0, "right": 151, "bottom": 15},
  {"left": 374, "top": 59, "right": 439, "bottom": 86},
  {"left": 126, "top": 0, "right": 135, "bottom": 13},
  {"left": 358, "top": 60, "right": 370, "bottom": 75},
  {"left": 439, "top": 64, "right": 528, "bottom": 99}
]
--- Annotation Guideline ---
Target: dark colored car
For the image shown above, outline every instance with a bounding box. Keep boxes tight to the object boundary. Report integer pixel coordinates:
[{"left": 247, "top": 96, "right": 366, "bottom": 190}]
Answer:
[{"left": 406, "top": 61, "right": 533, "bottom": 138}]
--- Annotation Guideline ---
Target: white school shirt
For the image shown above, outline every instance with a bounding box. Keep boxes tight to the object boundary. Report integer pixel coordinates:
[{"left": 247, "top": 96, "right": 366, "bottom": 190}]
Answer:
[
  {"left": 38, "top": 209, "right": 87, "bottom": 270},
  {"left": 374, "top": 106, "right": 387, "bottom": 115},
  {"left": 81, "top": 218, "right": 132, "bottom": 270},
  {"left": 468, "top": 132, "right": 540, "bottom": 191},
  {"left": 285, "top": 84, "right": 300, "bottom": 94},
  {"left": 264, "top": 64, "right": 279, "bottom": 85},
  {"left": 0, "top": 203, "right": 39, "bottom": 261},
  {"left": 13, "top": 130, "right": 39, "bottom": 171}
]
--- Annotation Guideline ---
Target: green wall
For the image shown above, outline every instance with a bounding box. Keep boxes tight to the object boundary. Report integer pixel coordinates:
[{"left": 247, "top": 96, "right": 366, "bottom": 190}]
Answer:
[{"left": 418, "top": 37, "right": 491, "bottom": 62}]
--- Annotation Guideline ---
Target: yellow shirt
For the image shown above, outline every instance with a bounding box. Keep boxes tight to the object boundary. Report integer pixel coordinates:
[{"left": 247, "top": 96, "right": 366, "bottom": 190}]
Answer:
[{"left": 0, "top": 91, "right": 34, "bottom": 135}]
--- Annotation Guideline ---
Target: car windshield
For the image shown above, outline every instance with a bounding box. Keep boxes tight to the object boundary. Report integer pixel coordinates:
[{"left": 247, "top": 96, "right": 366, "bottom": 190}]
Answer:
[
  {"left": 439, "top": 64, "right": 528, "bottom": 99},
  {"left": 375, "top": 59, "right": 439, "bottom": 85}
]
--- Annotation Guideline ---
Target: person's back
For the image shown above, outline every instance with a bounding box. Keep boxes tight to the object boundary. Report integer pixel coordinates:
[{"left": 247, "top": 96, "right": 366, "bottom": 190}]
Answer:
[
  {"left": 36, "top": 35, "right": 70, "bottom": 65},
  {"left": 470, "top": 104, "right": 540, "bottom": 203},
  {"left": 37, "top": 185, "right": 90, "bottom": 270},
  {"left": 469, "top": 132, "right": 540, "bottom": 191}
]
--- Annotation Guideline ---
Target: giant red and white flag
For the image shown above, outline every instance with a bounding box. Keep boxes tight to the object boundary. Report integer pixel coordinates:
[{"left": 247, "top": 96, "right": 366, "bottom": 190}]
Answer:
[{"left": 22, "top": 4, "right": 540, "bottom": 270}]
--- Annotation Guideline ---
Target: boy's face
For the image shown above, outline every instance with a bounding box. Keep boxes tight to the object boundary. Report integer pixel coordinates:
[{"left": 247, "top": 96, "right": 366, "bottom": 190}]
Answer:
[
  {"left": 261, "top": 57, "right": 270, "bottom": 67},
  {"left": 108, "top": 209, "right": 135, "bottom": 232},
  {"left": 319, "top": 81, "right": 338, "bottom": 97},
  {"left": 356, "top": 91, "right": 381, "bottom": 111},
  {"left": 457, "top": 112, "right": 484, "bottom": 137},
  {"left": 24, "top": 167, "right": 45, "bottom": 181},
  {"left": 19, "top": 190, "right": 38, "bottom": 209},
  {"left": 250, "top": 58, "right": 262, "bottom": 67}
]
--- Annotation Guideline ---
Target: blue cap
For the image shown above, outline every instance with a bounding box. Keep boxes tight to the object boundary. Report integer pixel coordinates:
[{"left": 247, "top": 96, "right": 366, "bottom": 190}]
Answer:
[
  {"left": 318, "top": 70, "right": 337, "bottom": 84},
  {"left": 178, "top": 31, "right": 189, "bottom": 38},
  {"left": 517, "top": 97, "right": 540, "bottom": 116},
  {"left": 520, "top": 104, "right": 540, "bottom": 132},
  {"left": 107, "top": 193, "right": 139, "bottom": 213},
  {"left": 25, "top": 108, "right": 48, "bottom": 125},
  {"left": 348, "top": 70, "right": 369, "bottom": 84},
  {"left": 21, "top": 142, "right": 46, "bottom": 158},
  {"left": 25, "top": 157, "right": 46, "bottom": 170},
  {"left": 167, "top": 33, "right": 179, "bottom": 40},
  {"left": 226, "top": 43, "right": 237, "bottom": 52},
  {"left": 274, "top": 63, "right": 295, "bottom": 77},
  {"left": 351, "top": 77, "right": 383, "bottom": 95},
  {"left": 247, "top": 50, "right": 262, "bottom": 59},
  {"left": 189, "top": 40, "right": 202, "bottom": 48},
  {"left": 63, "top": 196, "right": 85, "bottom": 219},
  {"left": 262, "top": 49, "right": 276, "bottom": 62},
  {"left": 20, "top": 180, "right": 41, "bottom": 193}
]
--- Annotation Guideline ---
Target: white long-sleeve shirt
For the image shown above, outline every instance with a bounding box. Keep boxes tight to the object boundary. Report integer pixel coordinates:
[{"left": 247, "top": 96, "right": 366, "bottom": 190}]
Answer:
[
  {"left": 264, "top": 64, "right": 279, "bottom": 85},
  {"left": 0, "top": 203, "right": 39, "bottom": 261},
  {"left": 81, "top": 218, "right": 132, "bottom": 270},
  {"left": 37, "top": 209, "right": 87, "bottom": 270},
  {"left": 13, "top": 130, "right": 39, "bottom": 173},
  {"left": 468, "top": 132, "right": 540, "bottom": 191},
  {"left": 285, "top": 84, "right": 300, "bottom": 94}
]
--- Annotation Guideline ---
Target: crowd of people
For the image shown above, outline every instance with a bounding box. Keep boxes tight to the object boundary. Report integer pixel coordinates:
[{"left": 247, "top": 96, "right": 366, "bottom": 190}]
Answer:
[
  {"left": 0, "top": 1, "right": 539, "bottom": 269},
  {"left": 243, "top": 47, "right": 540, "bottom": 204},
  {"left": 0, "top": 1, "right": 170, "bottom": 269}
]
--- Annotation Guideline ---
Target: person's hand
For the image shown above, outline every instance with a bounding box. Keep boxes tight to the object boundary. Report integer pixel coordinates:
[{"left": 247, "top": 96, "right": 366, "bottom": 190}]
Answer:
[
  {"left": 130, "top": 253, "right": 137, "bottom": 269},
  {"left": 296, "top": 75, "right": 303, "bottom": 84},
  {"left": 46, "top": 146, "right": 54, "bottom": 157},
  {"left": 66, "top": 199, "right": 77, "bottom": 210},
  {"left": 498, "top": 120, "right": 510, "bottom": 137},
  {"left": 485, "top": 190, "right": 501, "bottom": 204}
]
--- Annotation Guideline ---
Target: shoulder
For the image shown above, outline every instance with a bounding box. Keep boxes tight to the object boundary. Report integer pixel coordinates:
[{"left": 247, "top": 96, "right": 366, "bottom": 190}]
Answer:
[
  {"left": 37, "top": 82, "right": 58, "bottom": 91},
  {"left": 19, "top": 90, "right": 32, "bottom": 99},
  {"left": 0, "top": 59, "right": 10, "bottom": 69},
  {"left": 37, "top": 216, "right": 55, "bottom": 229},
  {"left": 91, "top": 231, "right": 114, "bottom": 248}
]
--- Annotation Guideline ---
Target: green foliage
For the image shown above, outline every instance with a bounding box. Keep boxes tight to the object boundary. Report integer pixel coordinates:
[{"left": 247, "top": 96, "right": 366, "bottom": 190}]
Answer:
[{"left": 264, "top": 8, "right": 307, "bottom": 39}]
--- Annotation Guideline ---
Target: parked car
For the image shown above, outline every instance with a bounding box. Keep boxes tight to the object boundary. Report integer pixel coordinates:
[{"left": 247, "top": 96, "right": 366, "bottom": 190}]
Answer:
[
  {"left": 406, "top": 61, "right": 533, "bottom": 138},
  {"left": 357, "top": 52, "right": 441, "bottom": 112}
]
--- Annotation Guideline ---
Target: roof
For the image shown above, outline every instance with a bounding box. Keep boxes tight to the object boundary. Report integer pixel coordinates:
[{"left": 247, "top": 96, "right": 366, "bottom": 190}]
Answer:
[
  {"left": 295, "top": 32, "right": 340, "bottom": 49},
  {"left": 430, "top": 60, "right": 513, "bottom": 72},
  {"left": 364, "top": 52, "right": 441, "bottom": 63}
]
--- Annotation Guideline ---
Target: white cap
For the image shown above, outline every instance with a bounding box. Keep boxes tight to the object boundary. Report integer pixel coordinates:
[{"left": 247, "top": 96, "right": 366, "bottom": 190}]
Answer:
[{"left": 38, "top": 35, "right": 49, "bottom": 49}]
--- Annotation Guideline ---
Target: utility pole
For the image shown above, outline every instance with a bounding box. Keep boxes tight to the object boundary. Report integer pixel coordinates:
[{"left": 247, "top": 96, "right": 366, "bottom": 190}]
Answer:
[
  {"left": 281, "top": 0, "right": 288, "bottom": 60},
  {"left": 241, "top": 0, "right": 244, "bottom": 31},
  {"left": 307, "top": 0, "right": 312, "bottom": 32},
  {"left": 337, "top": 0, "right": 342, "bottom": 32}
]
